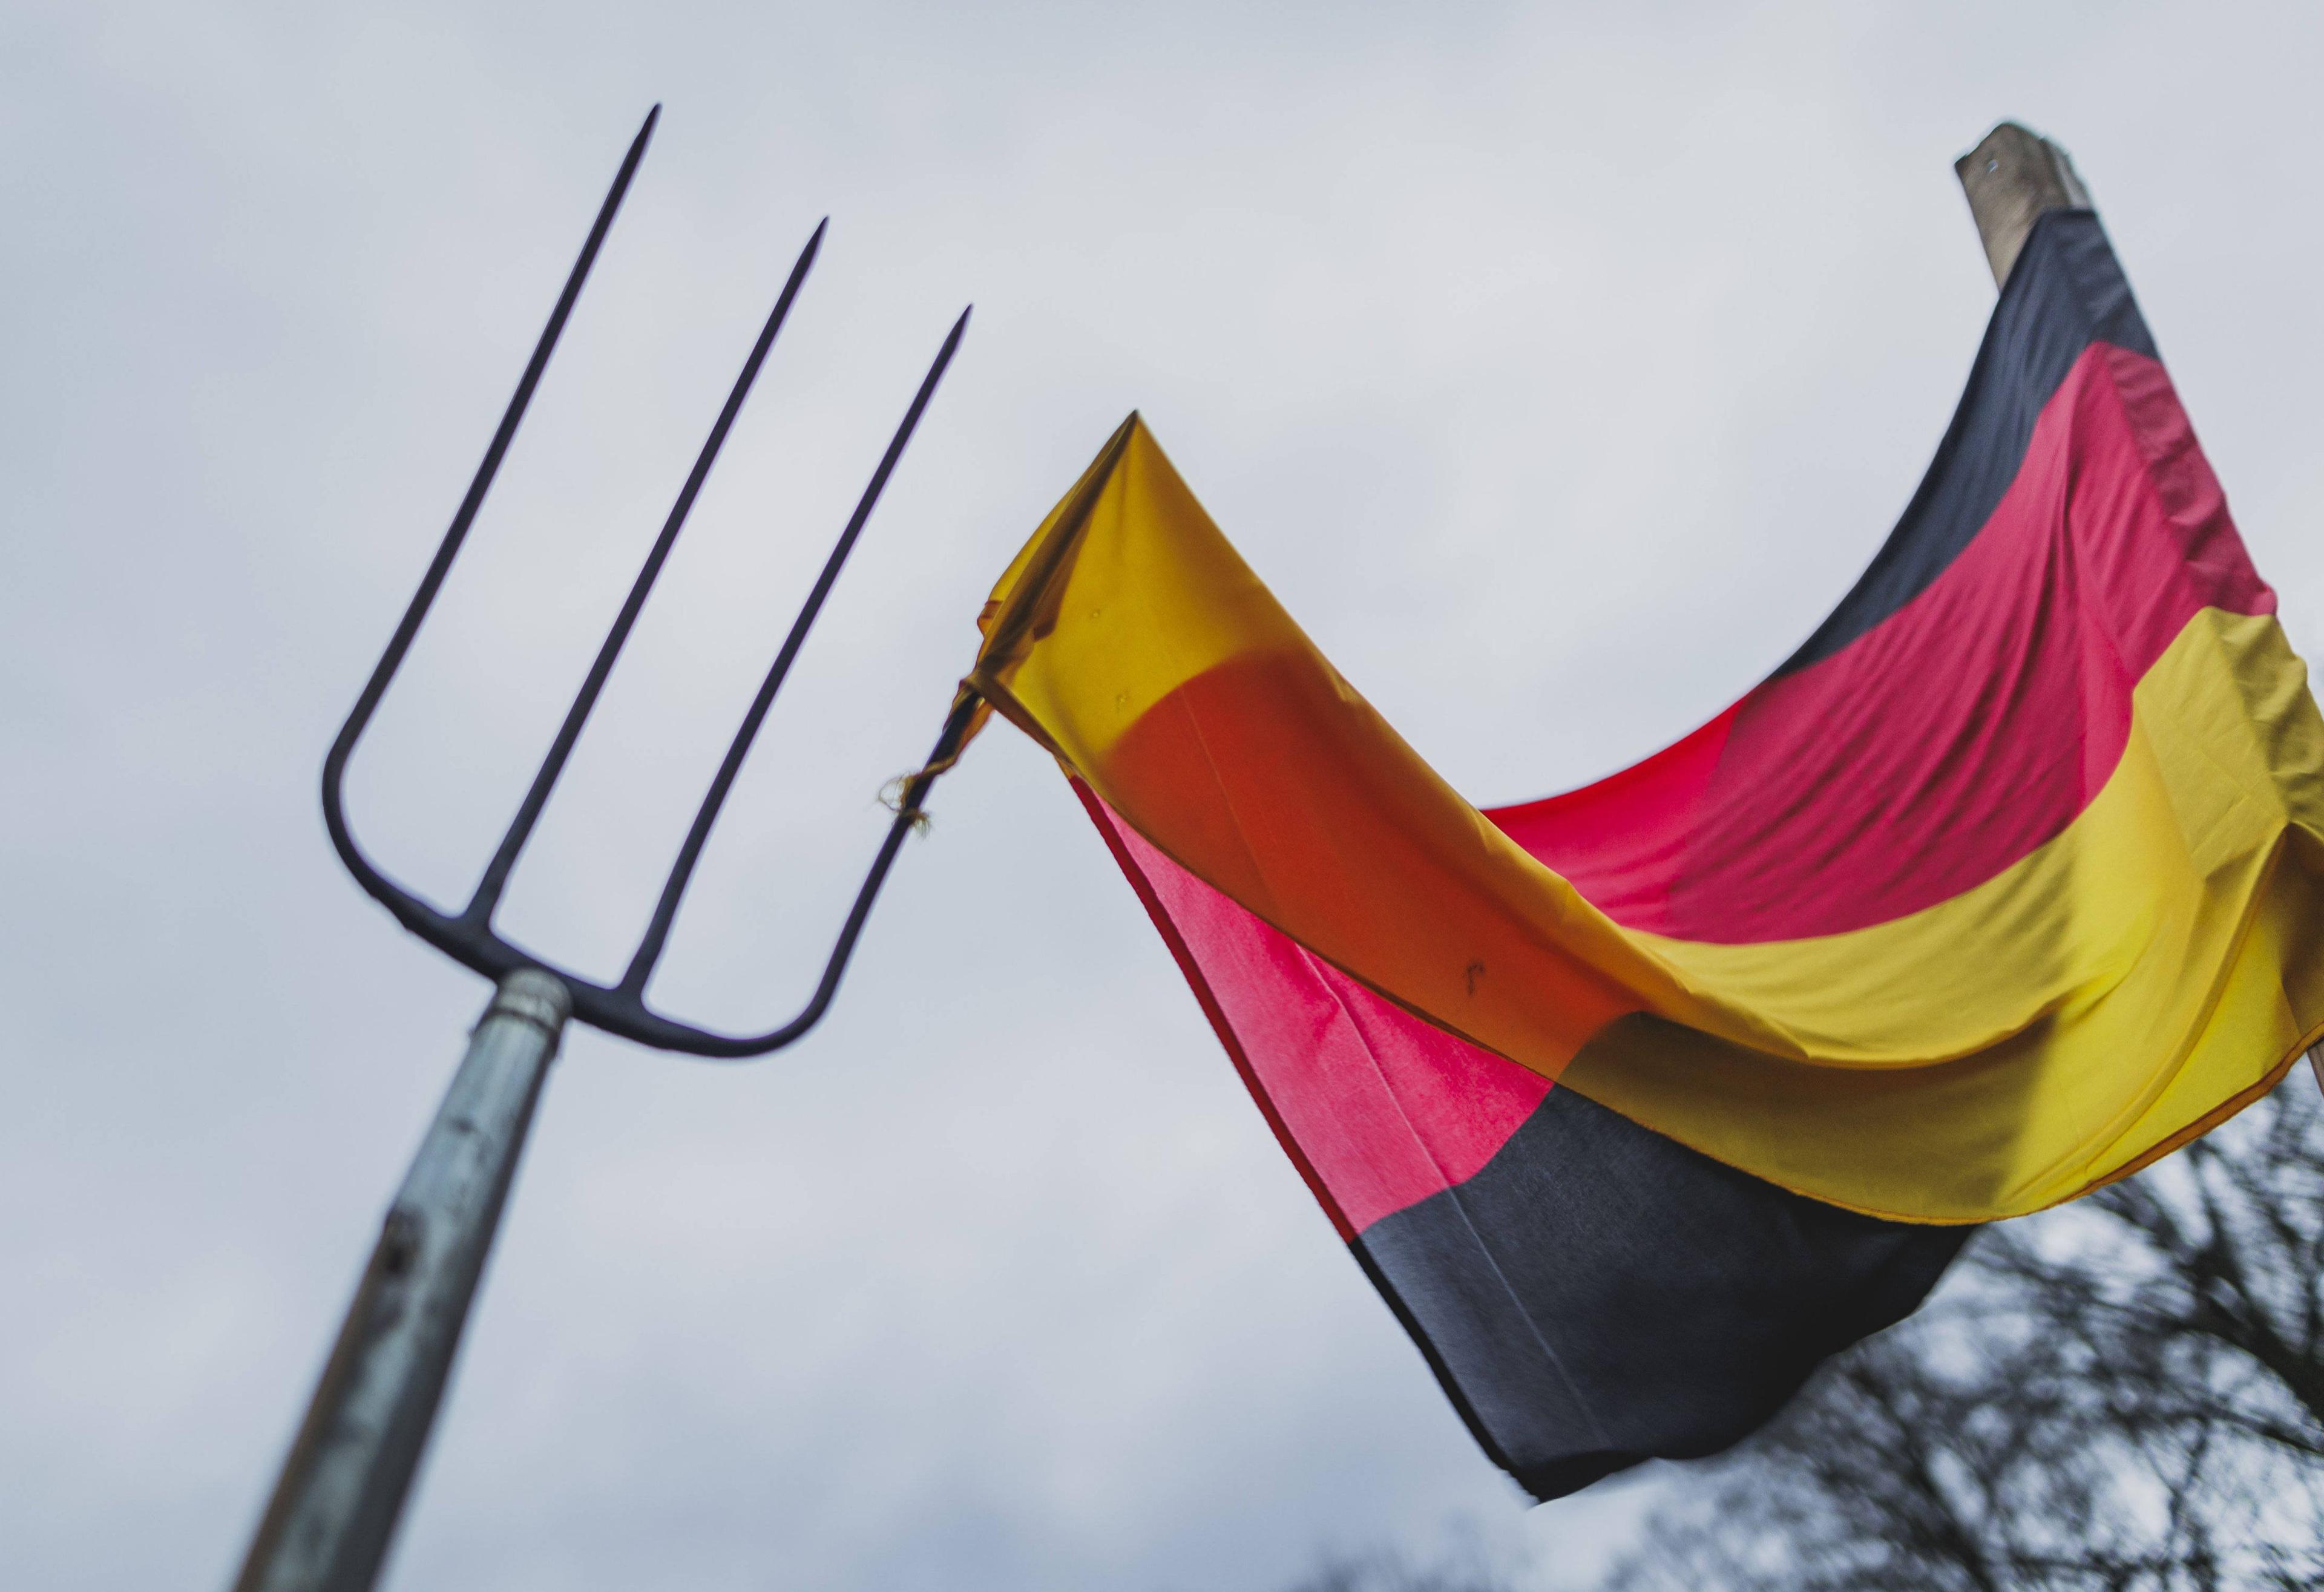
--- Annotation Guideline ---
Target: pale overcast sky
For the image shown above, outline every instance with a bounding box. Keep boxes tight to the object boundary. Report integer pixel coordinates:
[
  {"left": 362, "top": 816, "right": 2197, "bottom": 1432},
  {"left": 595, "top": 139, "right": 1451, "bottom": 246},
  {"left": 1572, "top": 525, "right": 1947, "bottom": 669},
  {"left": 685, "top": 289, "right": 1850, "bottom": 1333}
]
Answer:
[{"left": 10, "top": 4, "right": 2324, "bottom": 1590}]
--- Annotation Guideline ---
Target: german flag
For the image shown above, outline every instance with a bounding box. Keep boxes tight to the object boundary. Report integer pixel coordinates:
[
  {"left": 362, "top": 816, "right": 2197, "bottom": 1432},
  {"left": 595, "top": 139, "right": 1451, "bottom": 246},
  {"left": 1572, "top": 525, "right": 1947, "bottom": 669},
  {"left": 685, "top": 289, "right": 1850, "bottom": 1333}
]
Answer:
[{"left": 962, "top": 211, "right": 2324, "bottom": 1496}]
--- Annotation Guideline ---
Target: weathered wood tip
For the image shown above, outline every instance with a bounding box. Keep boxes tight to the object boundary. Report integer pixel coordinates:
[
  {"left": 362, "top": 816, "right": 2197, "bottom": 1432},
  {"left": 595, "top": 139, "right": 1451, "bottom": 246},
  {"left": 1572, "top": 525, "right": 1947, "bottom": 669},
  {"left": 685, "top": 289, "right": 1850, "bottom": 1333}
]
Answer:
[{"left": 1955, "top": 121, "right": 2093, "bottom": 291}]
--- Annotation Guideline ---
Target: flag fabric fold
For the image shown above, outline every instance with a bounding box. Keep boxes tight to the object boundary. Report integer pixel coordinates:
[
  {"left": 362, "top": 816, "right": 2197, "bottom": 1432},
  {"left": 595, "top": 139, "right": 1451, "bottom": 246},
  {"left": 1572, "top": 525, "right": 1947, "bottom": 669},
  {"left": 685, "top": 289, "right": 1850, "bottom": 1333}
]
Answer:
[
  {"left": 963, "top": 209, "right": 2324, "bottom": 1495},
  {"left": 1075, "top": 782, "right": 1971, "bottom": 1498}
]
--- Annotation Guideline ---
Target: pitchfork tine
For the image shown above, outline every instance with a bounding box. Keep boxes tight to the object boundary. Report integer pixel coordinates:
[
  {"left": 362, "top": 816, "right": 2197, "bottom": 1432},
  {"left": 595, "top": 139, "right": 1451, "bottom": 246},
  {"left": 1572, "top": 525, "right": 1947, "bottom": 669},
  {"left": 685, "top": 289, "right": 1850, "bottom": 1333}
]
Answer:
[
  {"left": 321, "top": 105, "right": 656, "bottom": 900},
  {"left": 464, "top": 217, "right": 830, "bottom": 926},
  {"left": 621, "top": 306, "right": 972, "bottom": 995}
]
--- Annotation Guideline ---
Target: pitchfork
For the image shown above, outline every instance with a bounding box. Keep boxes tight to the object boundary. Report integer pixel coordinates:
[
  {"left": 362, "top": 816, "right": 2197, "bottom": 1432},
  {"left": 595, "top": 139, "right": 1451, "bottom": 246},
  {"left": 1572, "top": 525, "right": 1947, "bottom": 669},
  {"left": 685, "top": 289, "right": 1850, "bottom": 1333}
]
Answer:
[{"left": 232, "top": 107, "right": 980, "bottom": 1592}]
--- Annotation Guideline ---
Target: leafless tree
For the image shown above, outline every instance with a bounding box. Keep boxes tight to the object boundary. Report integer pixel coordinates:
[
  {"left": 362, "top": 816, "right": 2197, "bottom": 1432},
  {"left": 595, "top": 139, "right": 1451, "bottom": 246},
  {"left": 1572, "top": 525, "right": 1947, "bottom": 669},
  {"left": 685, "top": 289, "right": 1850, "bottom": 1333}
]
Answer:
[
  {"left": 1606, "top": 1072, "right": 2324, "bottom": 1591},
  {"left": 1279, "top": 1075, "right": 2324, "bottom": 1592}
]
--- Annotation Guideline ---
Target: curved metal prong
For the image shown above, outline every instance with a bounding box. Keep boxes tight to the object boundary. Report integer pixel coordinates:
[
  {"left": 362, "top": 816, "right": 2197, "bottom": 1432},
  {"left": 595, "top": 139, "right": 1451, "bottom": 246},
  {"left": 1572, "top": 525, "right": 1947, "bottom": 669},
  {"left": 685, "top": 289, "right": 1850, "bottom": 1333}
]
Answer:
[
  {"left": 625, "top": 686, "right": 985, "bottom": 1056},
  {"left": 358, "top": 687, "right": 981, "bottom": 1058},
  {"left": 323, "top": 106, "right": 658, "bottom": 951},
  {"left": 619, "top": 306, "right": 972, "bottom": 997},
  {"left": 462, "top": 217, "right": 830, "bottom": 928}
]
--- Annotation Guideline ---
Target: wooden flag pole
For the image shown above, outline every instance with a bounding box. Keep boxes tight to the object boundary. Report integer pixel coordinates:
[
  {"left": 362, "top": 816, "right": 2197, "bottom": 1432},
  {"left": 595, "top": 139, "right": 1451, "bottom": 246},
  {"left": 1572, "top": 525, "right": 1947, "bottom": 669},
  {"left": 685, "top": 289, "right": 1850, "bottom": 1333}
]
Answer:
[
  {"left": 1952, "top": 121, "right": 2323, "bottom": 1099},
  {"left": 1955, "top": 122, "right": 2092, "bottom": 289}
]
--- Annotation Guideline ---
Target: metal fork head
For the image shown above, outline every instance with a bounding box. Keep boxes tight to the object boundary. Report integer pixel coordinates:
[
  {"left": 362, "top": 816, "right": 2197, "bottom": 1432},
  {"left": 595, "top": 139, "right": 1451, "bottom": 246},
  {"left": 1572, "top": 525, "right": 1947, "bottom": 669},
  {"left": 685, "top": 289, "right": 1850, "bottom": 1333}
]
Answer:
[{"left": 320, "top": 105, "right": 978, "bottom": 1058}]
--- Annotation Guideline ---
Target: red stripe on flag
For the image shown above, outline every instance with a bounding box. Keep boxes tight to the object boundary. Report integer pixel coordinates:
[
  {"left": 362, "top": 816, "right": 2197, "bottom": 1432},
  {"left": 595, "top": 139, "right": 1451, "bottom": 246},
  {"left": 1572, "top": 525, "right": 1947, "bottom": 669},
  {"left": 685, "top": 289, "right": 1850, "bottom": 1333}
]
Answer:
[
  {"left": 1076, "top": 780, "right": 1550, "bottom": 1236},
  {"left": 1492, "top": 344, "right": 2272, "bottom": 943}
]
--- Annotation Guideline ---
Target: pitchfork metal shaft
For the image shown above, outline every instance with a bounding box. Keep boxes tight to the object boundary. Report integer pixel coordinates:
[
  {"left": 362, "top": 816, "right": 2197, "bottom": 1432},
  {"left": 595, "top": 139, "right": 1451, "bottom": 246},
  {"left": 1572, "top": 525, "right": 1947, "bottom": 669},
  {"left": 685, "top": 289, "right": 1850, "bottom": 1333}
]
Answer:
[{"left": 233, "top": 971, "right": 571, "bottom": 1592}]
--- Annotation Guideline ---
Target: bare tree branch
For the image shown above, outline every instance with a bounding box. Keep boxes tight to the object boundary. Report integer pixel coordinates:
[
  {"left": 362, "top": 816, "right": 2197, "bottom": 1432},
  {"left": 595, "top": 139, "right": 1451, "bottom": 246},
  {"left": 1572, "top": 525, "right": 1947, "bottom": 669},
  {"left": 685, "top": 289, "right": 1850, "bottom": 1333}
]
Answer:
[{"left": 1603, "top": 1077, "right": 2324, "bottom": 1592}]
